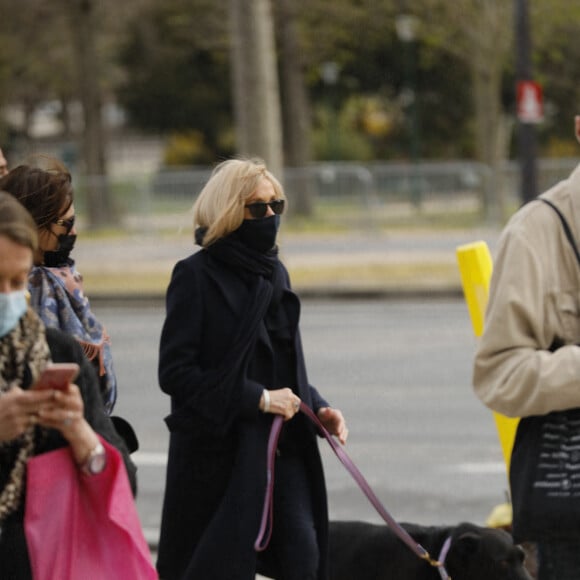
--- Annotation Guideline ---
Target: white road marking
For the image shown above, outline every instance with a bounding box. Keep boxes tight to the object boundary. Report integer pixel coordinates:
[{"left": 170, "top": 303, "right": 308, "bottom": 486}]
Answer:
[
  {"left": 134, "top": 453, "right": 506, "bottom": 475},
  {"left": 447, "top": 461, "right": 506, "bottom": 474},
  {"left": 133, "top": 451, "right": 168, "bottom": 467}
]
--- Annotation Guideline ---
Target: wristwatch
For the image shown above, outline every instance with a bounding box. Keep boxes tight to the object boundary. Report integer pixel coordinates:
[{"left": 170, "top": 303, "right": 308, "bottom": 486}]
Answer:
[{"left": 81, "top": 441, "right": 107, "bottom": 475}]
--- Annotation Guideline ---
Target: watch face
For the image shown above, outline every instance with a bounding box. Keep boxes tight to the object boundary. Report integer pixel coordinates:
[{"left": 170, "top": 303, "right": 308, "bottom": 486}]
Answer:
[
  {"left": 86, "top": 443, "right": 107, "bottom": 475},
  {"left": 89, "top": 451, "right": 107, "bottom": 474}
]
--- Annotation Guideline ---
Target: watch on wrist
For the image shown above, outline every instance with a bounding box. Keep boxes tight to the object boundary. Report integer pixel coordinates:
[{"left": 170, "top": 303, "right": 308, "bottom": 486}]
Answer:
[{"left": 81, "top": 441, "right": 107, "bottom": 475}]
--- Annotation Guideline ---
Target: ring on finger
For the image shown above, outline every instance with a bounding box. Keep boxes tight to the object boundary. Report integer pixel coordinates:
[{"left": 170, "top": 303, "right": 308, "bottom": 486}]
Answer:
[
  {"left": 294, "top": 401, "right": 300, "bottom": 411},
  {"left": 63, "top": 410, "right": 74, "bottom": 427}
]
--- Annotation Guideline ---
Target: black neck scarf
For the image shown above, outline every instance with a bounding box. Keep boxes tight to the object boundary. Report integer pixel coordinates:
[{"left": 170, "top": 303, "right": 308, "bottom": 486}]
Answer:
[
  {"left": 196, "top": 227, "right": 279, "bottom": 280},
  {"left": 200, "top": 228, "right": 287, "bottom": 324}
]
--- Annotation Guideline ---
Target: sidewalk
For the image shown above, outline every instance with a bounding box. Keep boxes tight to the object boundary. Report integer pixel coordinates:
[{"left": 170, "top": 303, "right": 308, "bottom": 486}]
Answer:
[{"left": 75, "top": 227, "right": 501, "bottom": 301}]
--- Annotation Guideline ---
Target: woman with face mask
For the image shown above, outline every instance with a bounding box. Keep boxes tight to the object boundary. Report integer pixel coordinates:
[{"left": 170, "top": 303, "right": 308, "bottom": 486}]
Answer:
[
  {"left": 0, "top": 158, "right": 117, "bottom": 414},
  {"left": 0, "top": 192, "right": 136, "bottom": 579},
  {"left": 156, "top": 158, "right": 348, "bottom": 580}
]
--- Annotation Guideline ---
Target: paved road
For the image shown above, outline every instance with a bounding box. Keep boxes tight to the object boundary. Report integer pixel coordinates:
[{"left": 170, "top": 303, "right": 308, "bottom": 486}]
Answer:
[{"left": 99, "top": 298, "right": 508, "bottom": 553}]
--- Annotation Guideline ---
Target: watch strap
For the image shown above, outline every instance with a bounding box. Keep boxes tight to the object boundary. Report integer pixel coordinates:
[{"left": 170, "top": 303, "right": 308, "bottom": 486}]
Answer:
[{"left": 80, "top": 441, "right": 106, "bottom": 475}]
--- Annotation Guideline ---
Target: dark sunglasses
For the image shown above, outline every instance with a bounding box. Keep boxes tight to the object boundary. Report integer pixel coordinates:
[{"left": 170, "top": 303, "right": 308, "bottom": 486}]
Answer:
[
  {"left": 245, "top": 199, "right": 285, "bottom": 219},
  {"left": 53, "top": 215, "right": 75, "bottom": 233}
]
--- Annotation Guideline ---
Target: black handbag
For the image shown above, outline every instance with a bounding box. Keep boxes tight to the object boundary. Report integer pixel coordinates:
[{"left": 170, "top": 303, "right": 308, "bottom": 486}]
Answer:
[
  {"left": 509, "top": 198, "right": 580, "bottom": 542},
  {"left": 510, "top": 408, "right": 580, "bottom": 541}
]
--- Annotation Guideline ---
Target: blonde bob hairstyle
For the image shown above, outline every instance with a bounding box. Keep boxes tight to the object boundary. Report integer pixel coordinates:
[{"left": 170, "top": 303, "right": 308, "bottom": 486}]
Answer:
[{"left": 193, "top": 158, "right": 285, "bottom": 247}]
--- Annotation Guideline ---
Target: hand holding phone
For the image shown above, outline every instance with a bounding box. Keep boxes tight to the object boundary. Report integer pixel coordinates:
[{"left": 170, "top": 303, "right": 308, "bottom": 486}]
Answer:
[{"left": 33, "top": 363, "right": 80, "bottom": 391}]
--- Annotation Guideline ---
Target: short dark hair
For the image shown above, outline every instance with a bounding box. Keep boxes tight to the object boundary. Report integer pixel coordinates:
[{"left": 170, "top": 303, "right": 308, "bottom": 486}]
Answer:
[{"left": 0, "top": 155, "right": 73, "bottom": 230}]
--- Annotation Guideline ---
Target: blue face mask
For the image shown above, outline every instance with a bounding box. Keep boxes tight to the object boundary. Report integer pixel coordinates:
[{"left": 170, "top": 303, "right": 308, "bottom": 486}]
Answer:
[{"left": 0, "top": 290, "right": 28, "bottom": 338}]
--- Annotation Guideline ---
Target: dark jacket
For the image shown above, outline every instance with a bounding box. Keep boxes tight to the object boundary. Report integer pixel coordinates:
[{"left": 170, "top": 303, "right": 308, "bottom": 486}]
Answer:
[
  {"left": 156, "top": 249, "right": 330, "bottom": 580},
  {"left": 0, "top": 327, "right": 137, "bottom": 580}
]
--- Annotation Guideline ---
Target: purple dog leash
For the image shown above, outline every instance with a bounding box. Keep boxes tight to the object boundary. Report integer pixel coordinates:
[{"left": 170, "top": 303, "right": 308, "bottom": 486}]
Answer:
[
  {"left": 255, "top": 403, "right": 451, "bottom": 580},
  {"left": 254, "top": 414, "right": 284, "bottom": 553}
]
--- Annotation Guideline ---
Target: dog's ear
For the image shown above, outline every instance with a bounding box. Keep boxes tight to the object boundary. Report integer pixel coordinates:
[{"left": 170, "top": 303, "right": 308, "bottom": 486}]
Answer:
[{"left": 451, "top": 532, "right": 481, "bottom": 561}]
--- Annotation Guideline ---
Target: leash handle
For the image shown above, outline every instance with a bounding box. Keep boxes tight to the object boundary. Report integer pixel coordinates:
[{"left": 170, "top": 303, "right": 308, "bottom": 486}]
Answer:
[
  {"left": 255, "top": 403, "right": 450, "bottom": 579},
  {"left": 254, "top": 415, "right": 284, "bottom": 551}
]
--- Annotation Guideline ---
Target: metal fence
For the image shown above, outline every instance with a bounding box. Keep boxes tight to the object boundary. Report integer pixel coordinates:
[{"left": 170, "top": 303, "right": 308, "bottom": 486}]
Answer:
[{"left": 72, "top": 158, "right": 579, "bottom": 232}]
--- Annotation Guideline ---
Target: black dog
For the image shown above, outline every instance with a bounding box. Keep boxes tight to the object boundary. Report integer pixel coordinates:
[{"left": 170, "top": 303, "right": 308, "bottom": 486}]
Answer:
[{"left": 328, "top": 520, "right": 532, "bottom": 580}]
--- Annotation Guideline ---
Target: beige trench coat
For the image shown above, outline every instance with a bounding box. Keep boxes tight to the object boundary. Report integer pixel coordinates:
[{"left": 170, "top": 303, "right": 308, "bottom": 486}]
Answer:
[{"left": 473, "top": 163, "right": 580, "bottom": 417}]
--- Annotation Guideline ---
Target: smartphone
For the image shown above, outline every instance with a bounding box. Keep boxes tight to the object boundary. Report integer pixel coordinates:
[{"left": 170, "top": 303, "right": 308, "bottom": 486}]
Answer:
[{"left": 33, "top": 363, "right": 80, "bottom": 391}]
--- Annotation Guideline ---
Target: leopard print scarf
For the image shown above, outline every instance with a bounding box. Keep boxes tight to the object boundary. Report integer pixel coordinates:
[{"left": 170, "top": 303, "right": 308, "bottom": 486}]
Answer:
[{"left": 0, "top": 308, "right": 51, "bottom": 522}]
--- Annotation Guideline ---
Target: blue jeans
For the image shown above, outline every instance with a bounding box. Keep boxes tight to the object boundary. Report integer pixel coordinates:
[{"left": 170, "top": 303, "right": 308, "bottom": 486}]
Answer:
[{"left": 538, "top": 539, "right": 580, "bottom": 580}]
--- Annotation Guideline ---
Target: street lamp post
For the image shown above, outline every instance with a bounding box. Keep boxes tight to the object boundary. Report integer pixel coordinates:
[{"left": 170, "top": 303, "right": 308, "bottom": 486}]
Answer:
[
  {"left": 515, "top": 0, "right": 538, "bottom": 204},
  {"left": 396, "top": 14, "right": 421, "bottom": 208}
]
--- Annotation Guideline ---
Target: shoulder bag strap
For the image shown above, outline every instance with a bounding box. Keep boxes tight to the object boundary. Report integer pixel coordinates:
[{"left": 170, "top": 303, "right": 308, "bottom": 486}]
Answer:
[{"left": 539, "top": 198, "right": 580, "bottom": 267}]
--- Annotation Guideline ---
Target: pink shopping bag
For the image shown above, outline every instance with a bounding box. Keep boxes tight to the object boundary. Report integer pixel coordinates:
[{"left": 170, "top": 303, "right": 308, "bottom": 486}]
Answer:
[{"left": 24, "top": 437, "right": 157, "bottom": 580}]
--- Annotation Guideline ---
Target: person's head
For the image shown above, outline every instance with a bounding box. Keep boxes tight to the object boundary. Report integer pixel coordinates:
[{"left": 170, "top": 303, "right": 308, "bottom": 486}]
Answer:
[
  {"left": 0, "top": 148, "right": 8, "bottom": 177},
  {"left": 193, "top": 158, "right": 286, "bottom": 247},
  {"left": 0, "top": 156, "right": 76, "bottom": 266},
  {"left": 0, "top": 192, "right": 37, "bottom": 336}
]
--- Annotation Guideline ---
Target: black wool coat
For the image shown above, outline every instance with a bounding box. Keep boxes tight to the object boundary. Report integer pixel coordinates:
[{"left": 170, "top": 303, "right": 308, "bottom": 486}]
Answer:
[{"left": 156, "top": 249, "right": 330, "bottom": 580}]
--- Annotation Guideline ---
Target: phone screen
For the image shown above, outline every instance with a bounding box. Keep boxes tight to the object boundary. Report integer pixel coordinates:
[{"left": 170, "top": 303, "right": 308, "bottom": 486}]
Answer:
[{"left": 34, "top": 363, "right": 80, "bottom": 390}]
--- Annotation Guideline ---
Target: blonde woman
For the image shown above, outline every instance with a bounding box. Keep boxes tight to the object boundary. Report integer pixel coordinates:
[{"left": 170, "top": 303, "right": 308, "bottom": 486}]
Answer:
[{"left": 157, "top": 158, "right": 348, "bottom": 580}]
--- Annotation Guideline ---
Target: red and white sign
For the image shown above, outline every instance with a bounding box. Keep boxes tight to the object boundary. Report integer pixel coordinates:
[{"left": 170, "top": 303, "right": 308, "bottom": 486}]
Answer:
[{"left": 517, "top": 80, "right": 544, "bottom": 124}]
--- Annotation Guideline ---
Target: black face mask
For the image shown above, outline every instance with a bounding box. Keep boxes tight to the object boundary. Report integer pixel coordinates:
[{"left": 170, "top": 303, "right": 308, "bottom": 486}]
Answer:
[
  {"left": 236, "top": 215, "right": 280, "bottom": 253},
  {"left": 43, "top": 234, "right": 77, "bottom": 267}
]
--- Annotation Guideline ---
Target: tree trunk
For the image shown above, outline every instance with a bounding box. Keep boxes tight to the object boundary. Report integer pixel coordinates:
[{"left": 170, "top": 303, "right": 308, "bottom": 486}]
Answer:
[
  {"left": 467, "top": 2, "right": 512, "bottom": 224},
  {"left": 65, "top": 0, "right": 114, "bottom": 228},
  {"left": 471, "top": 59, "right": 503, "bottom": 222},
  {"left": 276, "top": 0, "right": 313, "bottom": 215},
  {"left": 229, "top": 0, "right": 284, "bottom": 180}
]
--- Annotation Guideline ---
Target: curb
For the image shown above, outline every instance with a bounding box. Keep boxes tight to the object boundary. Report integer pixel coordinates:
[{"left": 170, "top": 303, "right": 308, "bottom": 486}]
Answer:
[{"left": 89, "top": 285, "right": 464, "bottom": 306}]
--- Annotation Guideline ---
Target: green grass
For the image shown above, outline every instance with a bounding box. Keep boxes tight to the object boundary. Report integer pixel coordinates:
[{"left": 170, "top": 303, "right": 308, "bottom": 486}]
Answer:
[
  {"left": 83, "top": 271, "right": 171, "bottom": 295},
  {"left": 83, "top": 261, "right": 460, "bottom": 297},
  {"left": 290, "top": 262, "right": 460, "bottom": 288}
]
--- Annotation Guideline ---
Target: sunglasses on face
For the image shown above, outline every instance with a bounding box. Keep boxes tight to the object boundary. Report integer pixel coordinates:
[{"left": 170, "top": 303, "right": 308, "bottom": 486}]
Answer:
[
  {"left": 53, "top": 215, "right": 75, "bottom": 233},
  {"left": 244, "top": 199, "right": 285, "bottom": 219}
]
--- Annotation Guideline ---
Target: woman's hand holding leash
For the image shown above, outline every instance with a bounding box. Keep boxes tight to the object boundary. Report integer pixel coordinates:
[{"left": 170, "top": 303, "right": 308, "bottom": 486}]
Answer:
[
  {"left": 260, "top": 387, "right": 301, "bottom": 421},
  {"left": 317, "top": 407, "right": 348, "bottom": 445},
  {"left": 259, "top": 389, "right": 349, "bottom": 442}
]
